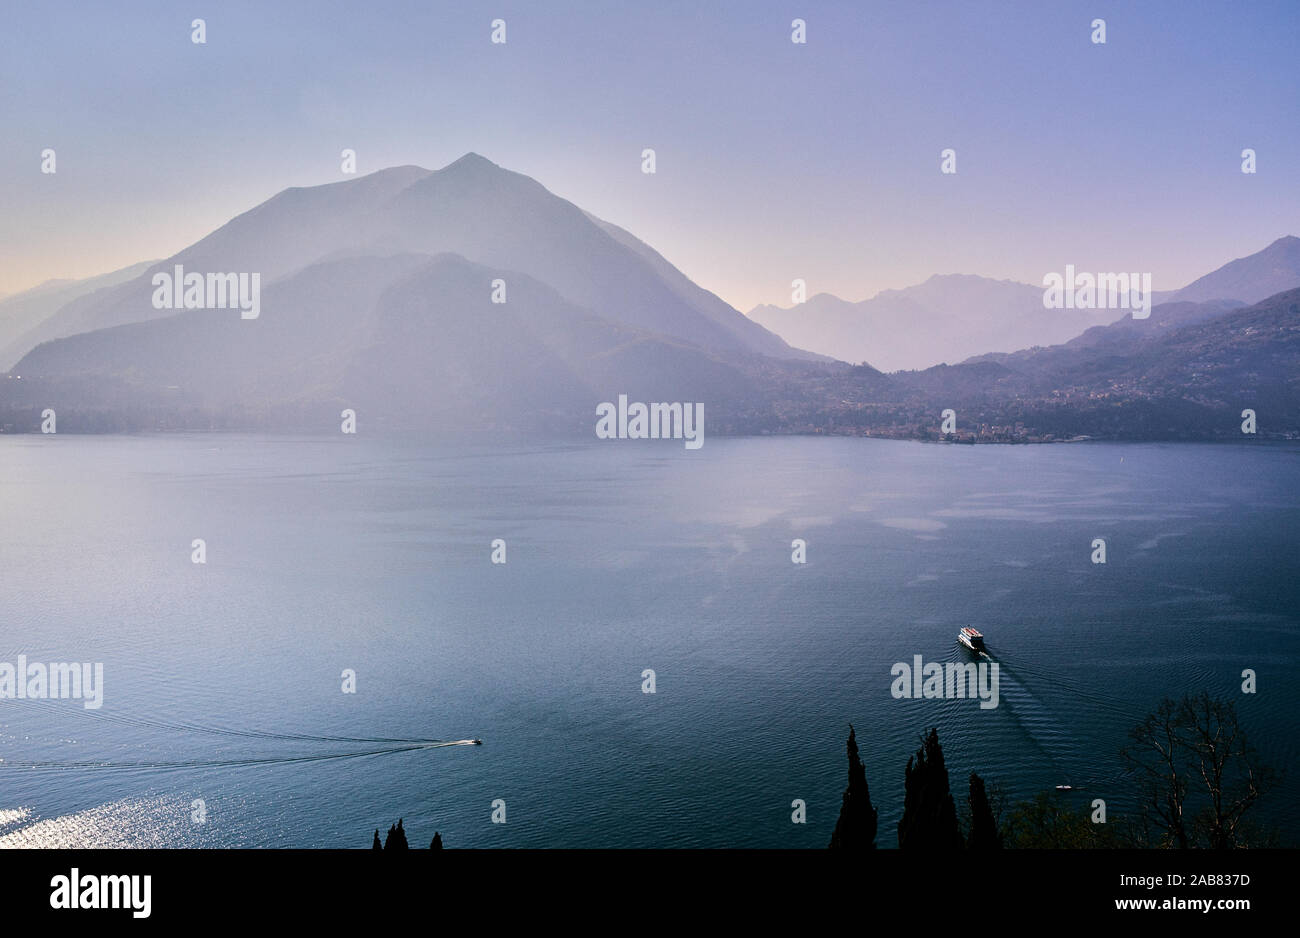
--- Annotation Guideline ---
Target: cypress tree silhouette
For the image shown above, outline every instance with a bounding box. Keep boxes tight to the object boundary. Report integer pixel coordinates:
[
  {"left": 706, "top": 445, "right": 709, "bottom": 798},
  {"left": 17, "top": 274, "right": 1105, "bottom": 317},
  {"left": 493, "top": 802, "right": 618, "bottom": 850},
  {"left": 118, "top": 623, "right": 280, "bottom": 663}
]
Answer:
[
  {"left": 370, "top": 820, "right": 444, "bottom": 849},
  {"left": 829, "top": 724, "right": 878, "bottom": 849},
  {"left": 897, "top": 728, "right": 964, "bottom": 849},
  {"left": 384, "top": 818, "right": 410, "bottom": 850},
  {"left": 967, "top": 772, "right": 1002, "bottom": 850}
]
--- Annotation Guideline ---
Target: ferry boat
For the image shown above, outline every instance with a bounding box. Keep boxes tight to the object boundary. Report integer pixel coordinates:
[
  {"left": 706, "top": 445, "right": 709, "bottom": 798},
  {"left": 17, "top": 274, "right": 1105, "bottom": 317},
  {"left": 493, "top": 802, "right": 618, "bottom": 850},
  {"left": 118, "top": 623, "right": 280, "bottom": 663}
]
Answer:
[{"left": 958, "top": 627, "right": 986, "bottom": 652}]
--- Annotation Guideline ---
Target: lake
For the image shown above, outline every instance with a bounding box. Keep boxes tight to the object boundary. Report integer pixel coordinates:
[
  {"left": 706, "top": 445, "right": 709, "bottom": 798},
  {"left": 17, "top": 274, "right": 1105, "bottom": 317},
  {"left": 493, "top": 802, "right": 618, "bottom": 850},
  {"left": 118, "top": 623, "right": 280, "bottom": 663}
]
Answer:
[{"left": 1, "top": 434, "right": 1296, "bottom": 847}]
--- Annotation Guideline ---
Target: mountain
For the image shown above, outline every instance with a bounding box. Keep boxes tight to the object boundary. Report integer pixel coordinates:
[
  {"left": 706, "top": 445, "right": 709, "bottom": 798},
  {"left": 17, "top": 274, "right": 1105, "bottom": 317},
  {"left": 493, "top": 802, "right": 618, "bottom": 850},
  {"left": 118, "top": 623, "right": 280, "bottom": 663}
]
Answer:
[
  {"left": 582, "top": 212, "right": 821, "bottom": 360},
  {"left": 14, "top": 155, "right": 817, "bottom": 366},
  {"left": 748, "top": 237, "right": 1300, "bottom": 372},
  {"left": 748, "top": 274, "right": 1124, "bottom": 372},
  {"left": 1125, "top": 287, "right": 1300, "bottom": 409},
  {"left": 893, "top": 287, "right": 1300, "bottom": 438},
  {"left": 1164, "top": 236, "right": 1300, "bottom": 305},
  {"left": 10, "top": 278, "right": 1298, "bottom": 440},
  {"left": 4, "top": 151, "right": 1294, "bottom": 441},
  {"left": 13, "top": 252, "right": 760, "bottom": 432},
  {"left": 0, "top": 261, "right": 156, "bottom": 370},
  {"left": 963, "top": 297, "right": 1247, "bottom": 375}
]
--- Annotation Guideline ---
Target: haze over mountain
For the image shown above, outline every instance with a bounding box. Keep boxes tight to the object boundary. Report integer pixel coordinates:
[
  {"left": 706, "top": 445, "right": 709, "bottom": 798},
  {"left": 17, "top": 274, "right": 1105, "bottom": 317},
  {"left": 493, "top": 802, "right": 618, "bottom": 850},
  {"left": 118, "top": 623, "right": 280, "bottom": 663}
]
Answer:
[
  {"left": 0, "top": 260, "right": 156, "bottom": 370},
  {"left": 749, "top": 237, "right": 1300, "bottom": 373},
  {"left": 4, "top": 153, "right": 1297, "bottom": 441},
  {"left": 879, "top": 287, "right": 1300, "bottom": 440},
  {"left": 14, "top": 252, "right": 759, "bottom": 432},
  {"left": 973, "top": 297, "right": 1247, "bottom": 363},
  {"left": 10, "top": 155, "right": 817, "bottom": 369},
  {"left": 747, "top": 274, "right": 1125, "bottom": 372},
  {"left": 1161, "top": 236, "right": 1300, "bottom": 305}
]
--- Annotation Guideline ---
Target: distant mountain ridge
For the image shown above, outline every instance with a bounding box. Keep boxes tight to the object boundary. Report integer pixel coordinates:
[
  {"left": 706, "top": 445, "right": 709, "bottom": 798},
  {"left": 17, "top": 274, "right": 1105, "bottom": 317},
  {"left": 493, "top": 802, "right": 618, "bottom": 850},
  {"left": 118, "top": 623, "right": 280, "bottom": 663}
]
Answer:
[
  {"left": 748, "top": 236, "right": 1300, "bottom": 372},
  {"left": 964, "top": 297, "right": 1248, "bottom": 369},
  {"left": 0, "top": 261, "right": 157, "bottom": 370},
  {"left": 748, "top": 273, "right": 1124, "bottom": 372},
  {"left": 886, "top": 287, "right": 1300, "bottom": 439}
]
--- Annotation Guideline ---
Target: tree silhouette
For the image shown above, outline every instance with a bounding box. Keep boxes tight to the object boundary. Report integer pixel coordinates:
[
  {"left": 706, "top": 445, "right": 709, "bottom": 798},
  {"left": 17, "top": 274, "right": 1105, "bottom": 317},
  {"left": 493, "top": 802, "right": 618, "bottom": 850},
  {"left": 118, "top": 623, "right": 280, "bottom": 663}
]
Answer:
[
  {"left": 967, "top": 772, "right": 1002, "bottom": 850},
  {"left": 898, "top": 728, "right": 963, "bottom": 849},
  {"left": 829, "top": 724, "right": 878, "bottom": 849},
  {"left": 384, "top": 818, "right": 410, "bottom": 850},
  {"left": 370, "top": 819, "right": 447, "bottom": 849},
  {"left": 1121, "top": 692, "right": 1276, "bottom": 848}
]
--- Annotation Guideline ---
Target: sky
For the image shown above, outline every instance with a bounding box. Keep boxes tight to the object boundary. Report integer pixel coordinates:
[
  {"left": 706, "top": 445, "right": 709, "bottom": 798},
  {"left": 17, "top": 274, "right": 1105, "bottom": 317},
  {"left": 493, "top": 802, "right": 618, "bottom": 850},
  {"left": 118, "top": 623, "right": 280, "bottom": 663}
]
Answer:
[{"left": 2, "top": 0, "right": 1298, "bottom": 311}]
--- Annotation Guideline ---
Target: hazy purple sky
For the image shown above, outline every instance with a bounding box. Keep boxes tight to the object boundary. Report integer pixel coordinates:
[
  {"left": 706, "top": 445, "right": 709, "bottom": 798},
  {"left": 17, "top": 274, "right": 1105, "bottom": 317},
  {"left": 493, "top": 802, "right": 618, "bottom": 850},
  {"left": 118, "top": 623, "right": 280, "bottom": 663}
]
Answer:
[{"left": 2, "top": 0, "right": 1297, "bottom": 310}]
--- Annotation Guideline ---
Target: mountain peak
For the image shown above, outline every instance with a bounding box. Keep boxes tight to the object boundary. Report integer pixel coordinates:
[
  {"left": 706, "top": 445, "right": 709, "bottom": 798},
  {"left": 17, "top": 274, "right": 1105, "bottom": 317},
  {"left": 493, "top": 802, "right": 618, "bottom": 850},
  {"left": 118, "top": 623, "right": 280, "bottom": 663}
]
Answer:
[{"left": 440, "top": 152, "right": 500, "bottom": 173}]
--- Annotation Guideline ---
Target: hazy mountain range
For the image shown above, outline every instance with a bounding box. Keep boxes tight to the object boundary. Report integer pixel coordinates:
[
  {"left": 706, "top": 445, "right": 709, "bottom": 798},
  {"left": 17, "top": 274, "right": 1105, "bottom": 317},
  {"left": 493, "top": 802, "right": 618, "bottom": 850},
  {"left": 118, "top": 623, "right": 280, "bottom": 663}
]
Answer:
[
  {"left": 718, "top": 286, "right": 1300, "bottom": 442},
  {"left": 748, "top": 275, "right": 1118, "bottom": 372},
  {"left": 14, "top": 251, "right": 763, "bottom": 432},
  {"left": 0, "top": 260, "right": 156, "bottom": 371},
  {"left": 0, "top": 154, "right": 814, "bottom": 374},
  {"left": 2, "top": 155, "right": 1297, "bottom": 439},
  {"left": 747, "top": 236, "right": 1300, "bottom": 372},
  {"left": 889, "top": 286, "right": 1300, "bottom": 440}
]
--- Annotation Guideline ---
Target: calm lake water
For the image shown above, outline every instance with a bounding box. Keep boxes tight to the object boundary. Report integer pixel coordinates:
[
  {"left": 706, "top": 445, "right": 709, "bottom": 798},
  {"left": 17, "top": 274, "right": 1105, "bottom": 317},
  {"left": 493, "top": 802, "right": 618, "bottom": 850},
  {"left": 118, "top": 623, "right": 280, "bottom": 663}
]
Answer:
[{"left": 1, "top": 434, "right": 1297, "bottom": 847}]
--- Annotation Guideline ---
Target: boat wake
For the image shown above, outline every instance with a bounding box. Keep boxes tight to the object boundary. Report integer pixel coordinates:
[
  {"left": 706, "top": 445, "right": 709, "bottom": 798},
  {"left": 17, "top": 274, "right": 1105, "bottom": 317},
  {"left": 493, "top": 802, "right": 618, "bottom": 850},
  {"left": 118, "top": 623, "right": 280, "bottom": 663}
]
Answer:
[
  {"left": 14, "top": 694, "right": 453, "bottom": 745},
  {"left": 0, "top": 740, "right": 467, "bottom": 772},
  {"left": 1, "top": 698, "right": 481, "bottom": 772},
  {"left": 942, "top": 640, "right": 1133, "bottom": 790}
]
